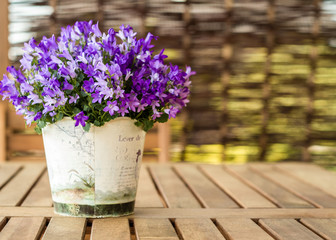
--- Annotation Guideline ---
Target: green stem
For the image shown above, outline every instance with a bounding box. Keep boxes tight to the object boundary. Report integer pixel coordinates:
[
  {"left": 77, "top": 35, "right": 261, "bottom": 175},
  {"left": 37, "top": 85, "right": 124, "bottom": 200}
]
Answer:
[
  {"left": 135, "top": 111, "right": 142, "bottom": 119},
  {"left": 101, "top": 111, "right": 108, "bottom": 121}
]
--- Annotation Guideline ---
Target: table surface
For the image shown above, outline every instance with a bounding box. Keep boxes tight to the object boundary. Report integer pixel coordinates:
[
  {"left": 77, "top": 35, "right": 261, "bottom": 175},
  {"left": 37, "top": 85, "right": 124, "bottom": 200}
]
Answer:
[{"left": 0, "top": 162, "right": 335, "bottom": 240}]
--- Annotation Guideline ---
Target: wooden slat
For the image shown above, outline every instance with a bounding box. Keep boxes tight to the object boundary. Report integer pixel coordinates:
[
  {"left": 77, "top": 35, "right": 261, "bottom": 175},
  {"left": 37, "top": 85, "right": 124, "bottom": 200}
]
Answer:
[
  {"left": 226, "top": 165, "right": 313, "bottom": 208},
  {"left": 250, "top": 164, "right": 336, "bottom": 208},
  {"left": 0, "top": 163, "right": 46, "bottom": 206},
  {"left": 0, "top": 217, "right": 46, "bottom": 240},
  {"left": 42, "top": 218, "right": 86, "bottom": 240},
  {"left": 300, "top": 218, "right": 336, "bottom": 239},
  {"left": 216, "top": 218, "right": 274, "bottom": 240},
  {"left": 8, "top": 134, "right": 44, "bottom": 152},
  {"left": 149, "top": 165, "right": 201, "bottom": 208},
  {"left": 21, "top": 171, "right": 52, "bottom": 207},
  {"left": 91, "top": 218, "right": 130, "bottom": 240},
  {"left": 259, "top": 219, "right": 323, "bottom": 240},
  {"left": 0, "top": 163, "right": 21, "bottom": 188},
  {"left": 174, "top": 165, "right": 239, "bottom": 208},
  {"left": 9, "top": 155, "right": 46, "bottom": 162},
  {"left": 1, "top": 207, "right": 336, "bottom": 219},
  {"left": 135, "top": 166, "right": 164, "bottom": 208},
  {"left": 134, "top": 218, "right": 178, "bottom": 240},
  {"left": 200, "top": 165, "right": 276, "bottom": 208},
  {"left": 175, "top": 218, "right": 225, "bottom": 240},
  {"left": 276, "top": 163, "right": 336, "bottom": 198}
]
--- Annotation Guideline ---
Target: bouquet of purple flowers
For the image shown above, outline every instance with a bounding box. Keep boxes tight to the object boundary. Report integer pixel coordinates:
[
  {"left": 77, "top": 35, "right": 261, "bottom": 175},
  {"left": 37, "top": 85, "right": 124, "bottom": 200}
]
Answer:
[{"left": 0, "top": 21, "right": 194, "bottom": 132}]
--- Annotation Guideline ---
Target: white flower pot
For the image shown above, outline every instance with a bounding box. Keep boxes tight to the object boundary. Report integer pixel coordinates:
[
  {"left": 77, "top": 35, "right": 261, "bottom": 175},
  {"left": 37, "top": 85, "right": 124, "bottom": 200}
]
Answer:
[{"left": 42, "top": 117, "right": 146, "bottom": 217}]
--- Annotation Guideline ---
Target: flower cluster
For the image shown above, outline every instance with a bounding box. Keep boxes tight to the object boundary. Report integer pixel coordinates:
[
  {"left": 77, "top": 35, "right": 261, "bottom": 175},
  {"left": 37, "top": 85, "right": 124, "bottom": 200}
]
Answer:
[{"left": 0, "top": 21, "right": 194, "bottom": 132}]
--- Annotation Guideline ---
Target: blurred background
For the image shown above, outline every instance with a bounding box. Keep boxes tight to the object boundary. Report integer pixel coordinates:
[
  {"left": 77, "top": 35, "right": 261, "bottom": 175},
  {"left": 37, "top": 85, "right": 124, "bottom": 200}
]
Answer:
[{"left": 2, "top": 0, "right": 336, "bottom": 167}]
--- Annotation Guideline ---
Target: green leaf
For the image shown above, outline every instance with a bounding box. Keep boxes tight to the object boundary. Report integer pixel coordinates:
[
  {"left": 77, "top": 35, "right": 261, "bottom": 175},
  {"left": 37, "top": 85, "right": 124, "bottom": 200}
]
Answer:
[
  {"left": 80, "top": 91, "right": 88, "bottom": 97},
  {"left": 83, "top": 105, "right": 90, "bottom": 111},
  {"left": 135, "top": 119, "right": 154, "bottom": 132},
  {"left": 34, "top": 126, "right": 42, "bottom": 134},
  {"left": 37, "top": 120, "right": 46, "bottom": 129},
  {"left": 77, "top": 72, "right": 85, "bottom": 82},
  {"left": 157, "top": 113, "right": 169, "bottom": 123},
  {"left": 94, "top": 104, "right": 105, "bottom": 111},
  {"left": 55, "top": 112, "right": 64, "bottom": 121},
  {"left": 94, "top": 120, "right": 103, "bottom": 126},
  {"left": 73, "top": 107, "right": 81, "bottom": 115},
  {"left": 83, "top": 122, "right": 91, "bottom": 132},
  {"left": 32, "top": 58, "right": 38, "bottom": 65},
  {"left": 134, "top": 121, "right": 142, "bottom": 127}
]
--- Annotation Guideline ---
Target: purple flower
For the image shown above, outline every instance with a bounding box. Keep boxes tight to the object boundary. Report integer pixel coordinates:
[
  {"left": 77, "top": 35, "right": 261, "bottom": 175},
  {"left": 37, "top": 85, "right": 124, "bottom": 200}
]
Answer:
[
  {"left": 63, "top": 80, "right": 74, "bottom": 90},
  {"left": 92, "top": 22, "right": 102, "bottom": 37},
  {"left": 152, "top": 107, "right": 162, "bottom": 120},
  {"left": 127, "top": 94, "right": 140, "bottom": 112},
  {"left": 69, "top": 94, "right": 79, "bottom": 104},
  {"left": 20, "top": 54, "right": 33, "bottom": 70},
  {"left": 50, "top": 56, "right": 63, "bottom": 65},
  {"left": 42, "top": 105, "right": 54, "bottom": 115},
  {"left": 74, "top": 111, "right": 89, "bottom": 127},
  {"left": 91, "top": 91, "right": 103, "bottom": 104},
  {"left": 83, "top": 78, "right": 95, "bottom": 93},
  {"left": 27, "top": 93, "right": 42, "bottom": 104},
  {"left": 44, "top": 95, "right": 57, "bottom": 106},
  {"left": 34, "top": 112, "right": 42, "bottom": 121},
  {"left": 118, "top": 102, "right": 129, "bottom": 117},
  {"left": 164, "top": 106, "right": 179, "bottom": 119},
  {"left": 103, "top": 100, "right": 119, "bottom": 116},
  {"left": 24, "top": 111, "right": 36, "bottom": 125}
]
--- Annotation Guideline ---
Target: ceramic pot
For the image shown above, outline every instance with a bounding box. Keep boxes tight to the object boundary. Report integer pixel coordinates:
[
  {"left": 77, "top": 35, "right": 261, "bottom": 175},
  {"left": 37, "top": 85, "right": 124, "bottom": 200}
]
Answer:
[{"left": 42, "top": 117, "right": 146, "bottom": 217}]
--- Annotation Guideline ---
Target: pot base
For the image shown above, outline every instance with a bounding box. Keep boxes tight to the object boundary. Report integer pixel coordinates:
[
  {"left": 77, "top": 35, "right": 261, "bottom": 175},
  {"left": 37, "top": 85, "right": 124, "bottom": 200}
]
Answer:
[{"left": 53, "top": 201, "right": 135, "bottom": 218}]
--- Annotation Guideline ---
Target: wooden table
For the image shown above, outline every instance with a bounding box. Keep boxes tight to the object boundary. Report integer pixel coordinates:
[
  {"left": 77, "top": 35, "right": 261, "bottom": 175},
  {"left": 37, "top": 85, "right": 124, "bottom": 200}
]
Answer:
[{"left": 0, "top": 162, "right": 335, "bottom": 240}]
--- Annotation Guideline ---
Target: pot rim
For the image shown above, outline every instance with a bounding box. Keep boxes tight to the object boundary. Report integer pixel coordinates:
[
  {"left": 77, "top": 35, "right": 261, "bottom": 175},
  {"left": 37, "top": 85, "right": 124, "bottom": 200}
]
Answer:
[{"left": 43, "top": 116, "right": 145, "bottom": 133}]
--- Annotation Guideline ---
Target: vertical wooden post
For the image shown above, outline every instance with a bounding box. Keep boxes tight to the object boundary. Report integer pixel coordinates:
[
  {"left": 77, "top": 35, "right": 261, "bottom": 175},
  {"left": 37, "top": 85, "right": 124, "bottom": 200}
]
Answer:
[
  {"left": 220, "top": 0, "right": 233, "bottom": 161},
  {"left": 303, "top": 0, "right": 320, "bottom": 162},
  {"left": 0, "top": 0, "right": 9, "bottom": 162},
  {"left": 49, "top": 0, "right": 57, "bottom": 35},
  {"left": 158, "top": 122, "right": 170, "bottom": 163},
  {"left": 96, "top": 0, "right": 104, "bottom": 30},
  {"left": 180, "top": 0, "right": 191, "bottom": 161},
  {"left": 259, "top": 0, "right": 275, "bottom": 161},
  {"left": 138, "top": 0, "right": 147, "bottom": 36}
]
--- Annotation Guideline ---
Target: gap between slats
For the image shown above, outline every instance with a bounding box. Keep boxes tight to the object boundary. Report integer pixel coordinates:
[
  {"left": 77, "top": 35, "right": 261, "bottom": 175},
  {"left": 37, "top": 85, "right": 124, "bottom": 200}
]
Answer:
[
  {"left": 257, "top": 218, "right": 325, "bottom": 240},
  {"left": 275, "top": 163, "right": 336, "bottom": 198},
  {"left": 0, "top": 217, "right": 47, "bottom": 240},
  {"left": 0, "top": 163, "right": 46, "bottom": 207},
  {"left": 298, "top": 218, "right": 336, "bottom": 240},
  {"left": 225, "top": 165, "right": 314, "bottom": 209},
  {"left": 173, "top": 165, "right": 239, "bottom": 209},
  {"left": 171, "top": 166, "right": 207, "bottom": 208},
  {"left": 0, "top": 164, "right": 23, "bottom": 190},
  {"left": 136, "top": 165, "right": 166, "bottom": 208},
  {"left": 272, "top": 164, "right": 336, "bottom": 202},
  {"left": 223, "top": 165, "right": 283, "bottom": 208},
  {"left": 148, "top": 165, "right": 202, "bottom": 208},
  {"left": 17, "top": 168, "right": 48, "bottom": 207},
  {"left": 198, "top": 166, "right": 244, "bottom": 208},
  {"left": 249, "top": 164, "right": 328, "bottom": 208},
  {"left": 199, "top": 165, "right": 276, "bottom": 208},
  {"left": 145, "top": 166, "right": 169, "bottom": 208}
]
